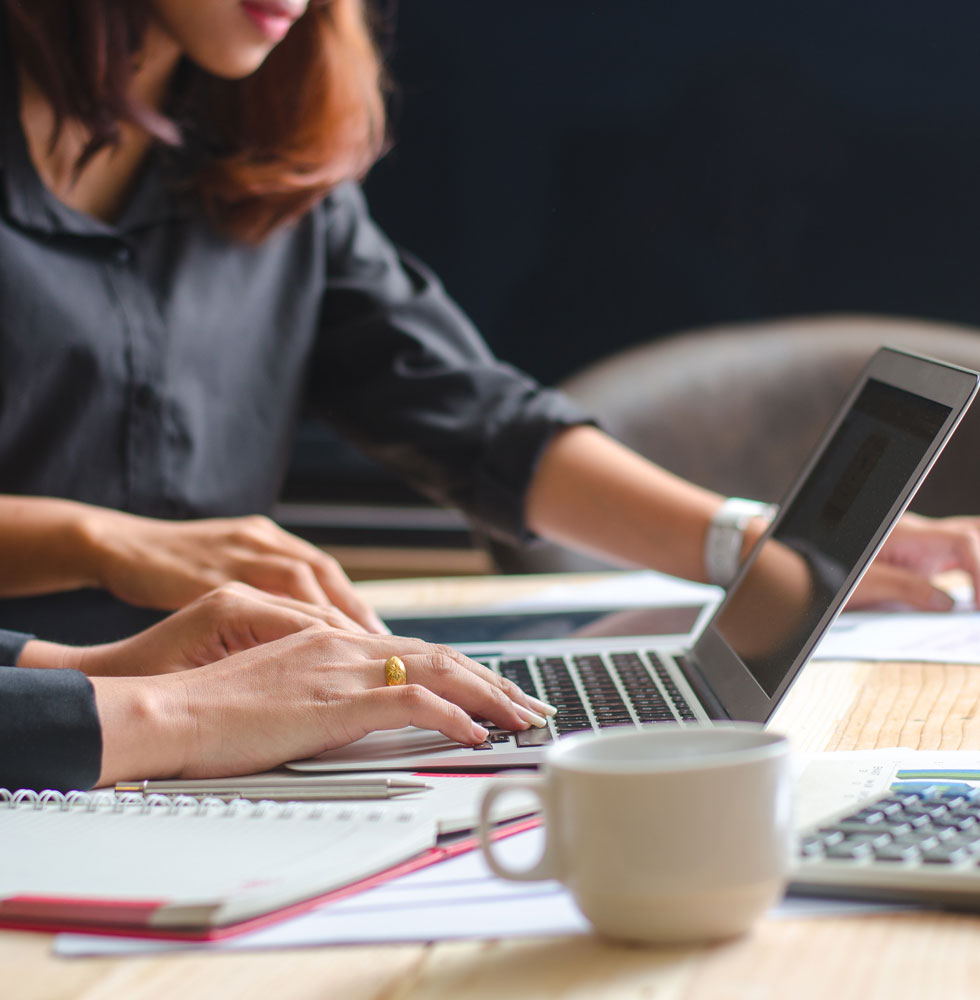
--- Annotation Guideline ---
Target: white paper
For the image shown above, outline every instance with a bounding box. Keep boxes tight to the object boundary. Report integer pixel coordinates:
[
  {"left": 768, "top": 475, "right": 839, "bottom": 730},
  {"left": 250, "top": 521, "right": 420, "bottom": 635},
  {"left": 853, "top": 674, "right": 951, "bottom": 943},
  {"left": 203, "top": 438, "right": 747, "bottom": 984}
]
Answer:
[
  {"left": 796, "top": 749, "right": 980, "bottom": 828},
  {"left": 813, "top": 610, "right": 980, "bottom": 664},
  {"left": 54, "top": 822, "right": 898, "bottom": 958},
  {"left": 55, "top": 829, "right": 587, "bottom": 956},
  {"left": 415, "top": 570, "right": 721, "bottom": 616}
]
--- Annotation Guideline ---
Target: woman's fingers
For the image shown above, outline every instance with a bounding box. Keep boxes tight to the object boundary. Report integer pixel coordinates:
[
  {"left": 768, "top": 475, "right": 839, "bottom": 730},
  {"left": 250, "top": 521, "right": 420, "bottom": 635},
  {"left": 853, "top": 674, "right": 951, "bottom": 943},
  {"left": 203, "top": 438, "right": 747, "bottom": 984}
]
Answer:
[
  {"left": 850, "top": 561, "right": 955, "bottom": 611},
  {"left": 942, "top": 523, "right": 980, "bottom": 607},
  {"left": 440, "top": 646, "right": 557, "bottom": 719},
  {"left": 341, "top": 635, "right": 556, "bottom": 717},
  {"left": 349, "top": 685, "right": 489, "bottom": 747},
  {"left": 390, "top": 652, "right": 546, "bottom": 732},
  {"left": 228, "top": 516, "right": 388, "bottom": 633},
  {"left": 195, "top": 584, "right": 365, "bottom": 653},
  {"left": 239, "top": 555, "right": 338, "bottom": 609},
  {"left": 244, "top": 554, "right": 385, "bottom": 634},
  {"left": 307, "top": 553, "right": 390, "bottom": 634},
  {"left": 212, "top": 581, "right": 367, "bottom": 634}
]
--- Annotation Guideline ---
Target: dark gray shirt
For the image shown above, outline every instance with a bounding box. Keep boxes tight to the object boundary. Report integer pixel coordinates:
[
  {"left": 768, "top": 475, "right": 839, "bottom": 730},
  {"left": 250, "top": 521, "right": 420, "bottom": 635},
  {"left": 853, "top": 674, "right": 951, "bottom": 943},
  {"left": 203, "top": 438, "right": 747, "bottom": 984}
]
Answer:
[
  {"left": 0, "top": 47, "right": 588, "bottom": 534},
  {"left": 0, "top": 629, "right": 102, "bottom": 792},
  {"left": 0, "top": 22, "right": 591, "bottom": 642}
]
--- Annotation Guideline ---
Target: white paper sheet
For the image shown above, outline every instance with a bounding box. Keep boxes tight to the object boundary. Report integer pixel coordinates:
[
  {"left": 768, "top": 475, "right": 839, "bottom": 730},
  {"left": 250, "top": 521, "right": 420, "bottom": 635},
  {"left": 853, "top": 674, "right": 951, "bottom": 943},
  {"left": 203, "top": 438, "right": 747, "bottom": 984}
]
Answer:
[
  {"left": 54, "top": 822, "right": 900, "bottom": 958},
  {"left": 486, "top": 570, "right": 720, "bottom": 612},
  {"left": 813, "top": 610, "right": 980, "bottom": 664},
  {"left": 796, "top": 749, "right": 980, "bottom": 827}
]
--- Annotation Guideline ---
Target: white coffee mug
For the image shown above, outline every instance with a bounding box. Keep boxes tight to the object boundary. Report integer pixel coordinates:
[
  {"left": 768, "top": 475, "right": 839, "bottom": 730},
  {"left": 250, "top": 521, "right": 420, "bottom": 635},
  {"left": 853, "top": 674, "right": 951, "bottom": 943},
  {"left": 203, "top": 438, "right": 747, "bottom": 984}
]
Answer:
[{"left": 478, "top": 724, "right": 793, "bottom": 945}]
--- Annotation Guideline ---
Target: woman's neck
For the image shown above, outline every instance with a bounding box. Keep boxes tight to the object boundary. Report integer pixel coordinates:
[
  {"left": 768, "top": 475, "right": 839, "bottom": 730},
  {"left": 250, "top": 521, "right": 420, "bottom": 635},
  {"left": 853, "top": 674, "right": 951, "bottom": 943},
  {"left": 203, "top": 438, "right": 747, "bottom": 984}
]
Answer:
[
  {"left": 17, "top": 22, "right": 183, "bottom": 223},
  {"left": 131, "top": 21, "right": 184, "bottom": 114}
]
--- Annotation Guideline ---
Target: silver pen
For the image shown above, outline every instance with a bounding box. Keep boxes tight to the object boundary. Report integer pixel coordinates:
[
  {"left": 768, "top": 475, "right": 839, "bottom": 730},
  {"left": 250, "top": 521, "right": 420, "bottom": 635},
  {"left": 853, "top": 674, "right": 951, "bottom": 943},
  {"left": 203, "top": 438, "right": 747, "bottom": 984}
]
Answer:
[{"left": 114, "top": 777, "right": 431, "bottom": 801}]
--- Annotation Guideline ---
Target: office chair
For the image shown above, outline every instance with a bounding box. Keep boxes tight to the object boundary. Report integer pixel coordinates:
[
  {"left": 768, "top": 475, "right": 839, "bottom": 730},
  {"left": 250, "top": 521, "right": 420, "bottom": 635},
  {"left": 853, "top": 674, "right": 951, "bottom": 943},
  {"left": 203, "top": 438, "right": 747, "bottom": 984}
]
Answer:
[{"left": 486, "top": 314, "right": 980, "bottom": 573}]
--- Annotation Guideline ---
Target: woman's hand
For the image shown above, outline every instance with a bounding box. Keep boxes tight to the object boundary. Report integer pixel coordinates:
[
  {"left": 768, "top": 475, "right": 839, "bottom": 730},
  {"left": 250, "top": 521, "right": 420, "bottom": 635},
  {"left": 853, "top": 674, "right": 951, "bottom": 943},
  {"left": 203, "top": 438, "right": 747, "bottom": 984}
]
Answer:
[
  {"left": 78, "top": 509, "right": 387, "bottom": 632},
  {"left": 90, "top": 624, "right": 556, "bottom": 785},
  {"left": 850, "top": 512, "right": 980, "bottom": 610},
  {"left": 19, "top": 582, "right": 367, "bottom": 676}
]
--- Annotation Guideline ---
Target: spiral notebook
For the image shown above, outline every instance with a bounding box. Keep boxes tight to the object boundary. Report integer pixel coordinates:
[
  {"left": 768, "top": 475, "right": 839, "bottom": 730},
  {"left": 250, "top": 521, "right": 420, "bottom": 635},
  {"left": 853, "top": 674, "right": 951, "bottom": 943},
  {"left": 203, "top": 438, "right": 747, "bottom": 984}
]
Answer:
[{"left": 0, "top": 787, "right": 441, "bottom": 940}]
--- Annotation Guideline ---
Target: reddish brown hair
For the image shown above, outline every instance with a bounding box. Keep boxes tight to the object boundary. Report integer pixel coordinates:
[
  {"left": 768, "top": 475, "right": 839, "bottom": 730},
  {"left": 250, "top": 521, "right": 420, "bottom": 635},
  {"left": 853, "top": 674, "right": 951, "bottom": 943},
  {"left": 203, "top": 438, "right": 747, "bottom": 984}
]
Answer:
[{"left": 3, "top": 0, "right": 387, "bottom": 241}]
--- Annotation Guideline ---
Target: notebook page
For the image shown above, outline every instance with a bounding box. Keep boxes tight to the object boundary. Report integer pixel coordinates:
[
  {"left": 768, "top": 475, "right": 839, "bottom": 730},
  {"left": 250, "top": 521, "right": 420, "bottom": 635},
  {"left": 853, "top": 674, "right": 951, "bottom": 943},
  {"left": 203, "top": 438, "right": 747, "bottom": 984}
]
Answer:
[{"left": 0, "top": 796, "right": 438, "bottom": 926}]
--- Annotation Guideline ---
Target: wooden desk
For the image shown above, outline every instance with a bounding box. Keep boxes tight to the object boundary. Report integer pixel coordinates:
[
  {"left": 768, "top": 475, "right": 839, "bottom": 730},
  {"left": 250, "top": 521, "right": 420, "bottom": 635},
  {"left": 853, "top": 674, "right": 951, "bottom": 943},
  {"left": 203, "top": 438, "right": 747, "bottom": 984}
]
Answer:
[{"left": 8, "top": 573, "right": 980, "bottom": 1000}]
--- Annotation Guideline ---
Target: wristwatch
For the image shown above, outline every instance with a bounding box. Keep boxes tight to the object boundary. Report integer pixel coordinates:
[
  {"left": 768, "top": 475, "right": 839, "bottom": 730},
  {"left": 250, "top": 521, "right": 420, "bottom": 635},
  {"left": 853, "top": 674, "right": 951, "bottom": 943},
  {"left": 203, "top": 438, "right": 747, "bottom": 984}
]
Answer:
[{"left": 704, "top": 497, "right": 778, "bottom": 587}]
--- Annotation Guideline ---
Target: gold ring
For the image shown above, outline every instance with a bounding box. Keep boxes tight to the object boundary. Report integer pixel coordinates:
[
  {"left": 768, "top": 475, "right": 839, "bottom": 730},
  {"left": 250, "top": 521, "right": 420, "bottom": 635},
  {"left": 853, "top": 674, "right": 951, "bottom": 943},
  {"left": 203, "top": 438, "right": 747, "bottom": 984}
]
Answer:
[{"left": 384, "top": 655, "right": 407, "bottom": 686}]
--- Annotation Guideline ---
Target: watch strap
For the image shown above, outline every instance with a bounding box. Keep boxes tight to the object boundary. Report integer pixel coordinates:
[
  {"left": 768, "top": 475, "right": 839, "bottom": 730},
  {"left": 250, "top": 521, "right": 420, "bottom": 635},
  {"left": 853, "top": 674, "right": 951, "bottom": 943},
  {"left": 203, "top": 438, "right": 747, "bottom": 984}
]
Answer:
[{"left": 704, "top": 497, "right": 778, "bottom": 587}]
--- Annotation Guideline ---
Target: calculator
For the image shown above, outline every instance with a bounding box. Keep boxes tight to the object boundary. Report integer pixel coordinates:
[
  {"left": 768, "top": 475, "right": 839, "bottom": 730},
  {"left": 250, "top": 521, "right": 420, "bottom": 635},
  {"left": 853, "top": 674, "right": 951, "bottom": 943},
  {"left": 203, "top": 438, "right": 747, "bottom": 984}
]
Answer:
[{"left": 790, "top": 786, "right": 980, "bottom": 910}]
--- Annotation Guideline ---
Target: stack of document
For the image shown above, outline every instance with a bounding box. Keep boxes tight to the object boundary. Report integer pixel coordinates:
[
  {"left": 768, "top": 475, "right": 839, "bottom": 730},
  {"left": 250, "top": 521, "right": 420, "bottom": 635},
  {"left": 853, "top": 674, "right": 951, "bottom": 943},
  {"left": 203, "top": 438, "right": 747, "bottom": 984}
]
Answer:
[{"left": 0, "top": 773, "right": 538, "bottom": 940}]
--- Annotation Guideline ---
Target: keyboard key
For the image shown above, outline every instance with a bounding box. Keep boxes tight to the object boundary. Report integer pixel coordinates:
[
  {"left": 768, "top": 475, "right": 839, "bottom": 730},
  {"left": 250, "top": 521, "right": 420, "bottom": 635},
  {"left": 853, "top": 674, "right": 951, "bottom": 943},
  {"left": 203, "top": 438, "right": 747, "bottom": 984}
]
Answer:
[
  {"left": 844, "top": 808, "right": 887, "bottom": 825},
  {"left": 829, "top": 822, "right": 895, "bottom": 837},
  {"left": 946, "top": 833, "right": 980, "bottom": 852},
  {"left": 921, "top": 846, "right": 972, "bottom": 865},
  {"left": 904, "top": 801, "right": 949, "bottom": 821},
  {"left": 515, "top": 728, "right": 554, "bottom": 747},
  {"left": 892, "top": 832, "right": 941, "bottom": 852},
  {"left": 875, "top": 799, "right": 907, "bottom": 817},
  {"left": 873, "top": 843, "right": 921, "bottom": 863},
  {"left": 949, "top": 813, "right": 980, "bottom": 831},
  {"left": 895, "top": 812, "right": 933, "bottom": 829},
  {"left": 938, "top": 794, "right": 969, "bottom": 809},
  {"left": 816, "top": 830, "right": 845, "bottom": 847},
  {"left": 800, "top": 835, "right": 826, "bottom": 857},
  {"left": 825, "top": 840, "right": 875, "bottom": 861},
  {"left": 844, "top": 832, "right": 894, "bottom": 850}
]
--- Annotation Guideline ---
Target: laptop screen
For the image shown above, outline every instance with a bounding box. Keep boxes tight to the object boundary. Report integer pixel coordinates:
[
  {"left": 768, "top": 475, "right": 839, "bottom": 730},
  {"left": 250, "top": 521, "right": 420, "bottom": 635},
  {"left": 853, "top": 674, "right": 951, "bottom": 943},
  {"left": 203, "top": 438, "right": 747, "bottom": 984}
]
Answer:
[
  {"left": 687, "top": 348, "right": 978, "bottom": 724},
  {"left": 712, "top": 377, "right": 951, "bottom": 697}
]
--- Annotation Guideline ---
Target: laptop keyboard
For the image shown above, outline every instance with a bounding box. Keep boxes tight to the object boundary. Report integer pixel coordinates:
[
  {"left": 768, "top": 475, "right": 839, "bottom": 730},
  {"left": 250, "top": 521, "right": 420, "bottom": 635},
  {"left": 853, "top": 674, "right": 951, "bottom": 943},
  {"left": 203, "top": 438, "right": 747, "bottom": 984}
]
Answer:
[
  {"left": 489, "top": 650, "right": 697, "bottom": 745},
  {"left": 791, "top": 788, "right": 980, "bottom": 910}
]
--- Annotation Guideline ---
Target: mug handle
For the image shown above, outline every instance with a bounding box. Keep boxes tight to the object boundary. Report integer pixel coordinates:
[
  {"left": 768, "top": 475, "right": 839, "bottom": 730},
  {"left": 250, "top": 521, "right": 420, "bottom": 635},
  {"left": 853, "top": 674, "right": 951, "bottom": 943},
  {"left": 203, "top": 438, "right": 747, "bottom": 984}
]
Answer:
[{"left": 478, "top": 777, "right": 561, "bottom": 882}]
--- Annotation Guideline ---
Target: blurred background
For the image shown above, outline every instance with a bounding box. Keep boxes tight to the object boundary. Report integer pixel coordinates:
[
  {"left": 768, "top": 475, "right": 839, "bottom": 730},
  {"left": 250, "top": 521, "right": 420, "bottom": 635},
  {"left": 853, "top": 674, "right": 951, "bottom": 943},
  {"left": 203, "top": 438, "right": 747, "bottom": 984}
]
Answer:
[{"left": 279, "top": 1, "right": 980, "bottom": 574}]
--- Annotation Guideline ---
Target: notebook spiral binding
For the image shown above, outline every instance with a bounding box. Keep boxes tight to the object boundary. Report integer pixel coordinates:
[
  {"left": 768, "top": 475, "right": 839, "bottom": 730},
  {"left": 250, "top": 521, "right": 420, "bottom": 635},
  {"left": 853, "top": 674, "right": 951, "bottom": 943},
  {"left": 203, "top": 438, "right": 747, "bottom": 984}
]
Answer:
[{"left": 0, "top": 787, "right": 360, "bottom": 819}]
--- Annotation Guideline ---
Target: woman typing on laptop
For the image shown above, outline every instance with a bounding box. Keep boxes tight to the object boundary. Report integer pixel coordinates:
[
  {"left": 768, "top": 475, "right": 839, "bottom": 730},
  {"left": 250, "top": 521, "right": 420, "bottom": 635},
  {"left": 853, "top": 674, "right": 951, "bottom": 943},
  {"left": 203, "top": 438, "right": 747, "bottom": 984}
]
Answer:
[
  {"left": 1, "top": 1, "right": 980, "bottom": 790},
  {"left": 1, "top": 1, "right": 978, "bottom": 631},
  {"left": 0, "top": 583, "right": 557, "bottom": 792}
]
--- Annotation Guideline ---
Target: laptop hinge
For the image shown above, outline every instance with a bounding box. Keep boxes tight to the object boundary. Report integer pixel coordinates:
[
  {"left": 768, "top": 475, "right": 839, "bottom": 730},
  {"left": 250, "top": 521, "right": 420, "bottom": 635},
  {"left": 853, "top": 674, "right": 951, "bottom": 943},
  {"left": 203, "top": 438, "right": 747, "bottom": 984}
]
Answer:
[{"left": 679, "top": 653, "right": 730, "bottom": 721}]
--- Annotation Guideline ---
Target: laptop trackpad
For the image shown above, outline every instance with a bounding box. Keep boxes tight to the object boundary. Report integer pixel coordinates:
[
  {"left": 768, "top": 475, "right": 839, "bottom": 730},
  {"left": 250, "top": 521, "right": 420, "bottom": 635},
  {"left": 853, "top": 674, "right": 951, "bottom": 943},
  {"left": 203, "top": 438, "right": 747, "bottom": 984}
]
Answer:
[{"left": 287, "top": 727, "right": 464, "bottom": 771}]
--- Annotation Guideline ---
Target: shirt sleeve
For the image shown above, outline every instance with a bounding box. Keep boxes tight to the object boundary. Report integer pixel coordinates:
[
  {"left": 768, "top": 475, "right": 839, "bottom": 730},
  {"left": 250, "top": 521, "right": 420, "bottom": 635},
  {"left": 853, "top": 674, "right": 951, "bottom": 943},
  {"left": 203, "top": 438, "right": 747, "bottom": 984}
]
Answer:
[
  {"left": 311, "top": 182, "right": 595, "bottom": 545},
  {"left": 0, "top": 664, "right": 103, "bottom": 793},
  {"left": 0, "top": 627, "right": 32, "bottom": 666}
]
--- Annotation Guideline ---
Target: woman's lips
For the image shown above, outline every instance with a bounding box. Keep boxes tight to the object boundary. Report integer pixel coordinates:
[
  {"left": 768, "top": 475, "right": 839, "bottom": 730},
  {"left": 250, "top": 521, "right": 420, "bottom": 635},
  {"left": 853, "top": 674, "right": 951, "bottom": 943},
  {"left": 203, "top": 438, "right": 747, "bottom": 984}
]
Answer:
[{"left": 240, "top": 1, "right": 301, "bottom": 42}]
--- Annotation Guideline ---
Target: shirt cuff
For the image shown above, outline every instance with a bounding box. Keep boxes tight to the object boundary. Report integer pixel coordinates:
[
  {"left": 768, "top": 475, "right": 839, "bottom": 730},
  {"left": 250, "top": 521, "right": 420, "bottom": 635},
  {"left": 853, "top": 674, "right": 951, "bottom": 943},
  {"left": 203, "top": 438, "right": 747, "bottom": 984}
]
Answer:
[
  {"left": 470, "top": 387, "right": 597, "bottom": 545},
  {"left": 0, "top": 628, "right": 34, "bottom": 667},
  {"left": 0, "top": 666, "right": 102, "bottom": 792}
]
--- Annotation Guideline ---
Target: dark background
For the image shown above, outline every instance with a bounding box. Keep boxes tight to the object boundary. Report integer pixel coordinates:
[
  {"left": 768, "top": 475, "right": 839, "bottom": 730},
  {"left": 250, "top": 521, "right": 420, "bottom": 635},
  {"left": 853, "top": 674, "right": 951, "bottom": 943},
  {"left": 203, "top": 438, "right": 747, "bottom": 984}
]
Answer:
[{"left": 283, "top": 1, "right": 980, "bottom": 506}]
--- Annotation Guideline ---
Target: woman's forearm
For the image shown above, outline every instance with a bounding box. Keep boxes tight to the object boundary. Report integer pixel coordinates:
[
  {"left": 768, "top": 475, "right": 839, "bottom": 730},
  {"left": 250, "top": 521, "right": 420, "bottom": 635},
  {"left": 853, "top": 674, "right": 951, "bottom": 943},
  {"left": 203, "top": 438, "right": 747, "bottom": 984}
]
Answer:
[
  {"left": 525, "top": 426, "right": 726, "bottom": 582},
  {"left": 0, "top": 495, "right": 107, "bottom": 596}
]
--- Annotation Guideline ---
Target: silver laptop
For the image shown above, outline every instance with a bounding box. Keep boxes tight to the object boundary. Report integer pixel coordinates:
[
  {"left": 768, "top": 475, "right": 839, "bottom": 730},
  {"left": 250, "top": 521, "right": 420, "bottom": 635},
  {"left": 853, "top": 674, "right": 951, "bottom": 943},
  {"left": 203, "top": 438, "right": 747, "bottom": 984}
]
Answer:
[{"left": 289, "top": 348, "right": 978, "bottom": 774}]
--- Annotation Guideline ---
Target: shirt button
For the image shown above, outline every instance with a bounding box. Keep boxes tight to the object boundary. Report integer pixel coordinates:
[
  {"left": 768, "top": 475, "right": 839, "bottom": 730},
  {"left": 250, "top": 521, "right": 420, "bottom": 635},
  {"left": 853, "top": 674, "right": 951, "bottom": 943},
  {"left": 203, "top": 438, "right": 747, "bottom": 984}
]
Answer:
[
  {"left": 114, "top": 245, "right": 132, "bottom": 264},
  {"left": 133, "top": 384, "right": 154, "bottom": 407}
]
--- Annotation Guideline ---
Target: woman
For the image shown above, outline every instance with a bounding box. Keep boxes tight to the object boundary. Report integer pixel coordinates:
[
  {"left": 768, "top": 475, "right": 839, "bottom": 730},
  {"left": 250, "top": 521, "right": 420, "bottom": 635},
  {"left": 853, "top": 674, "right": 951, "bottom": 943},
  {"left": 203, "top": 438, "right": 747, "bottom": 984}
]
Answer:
[
  {"left": 1, "top": 0, "right": 979, "bottom": 642},
  {"left": 1, "top": 582, "right": 554, "bottom": 791}
]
